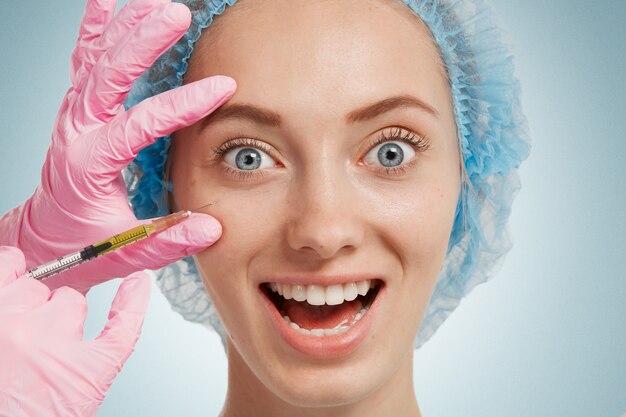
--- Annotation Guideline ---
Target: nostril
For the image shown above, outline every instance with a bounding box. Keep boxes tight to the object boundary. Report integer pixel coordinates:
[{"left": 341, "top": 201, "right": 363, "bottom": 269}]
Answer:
[{"left": 285, "top": 210, "right": 365, "bottom": 259}]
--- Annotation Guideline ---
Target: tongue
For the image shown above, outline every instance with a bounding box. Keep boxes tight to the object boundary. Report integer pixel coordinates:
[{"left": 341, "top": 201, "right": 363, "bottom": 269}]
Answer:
[{"left": 283, "top": 298, "right": 364, "bottom": 330}]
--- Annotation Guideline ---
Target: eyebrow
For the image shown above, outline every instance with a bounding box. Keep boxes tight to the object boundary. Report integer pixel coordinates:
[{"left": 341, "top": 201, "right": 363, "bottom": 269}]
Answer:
[
  {"left": 347, "top": 94, "right": 439, "bottom": 122},
  {"left": 200, "top": 94, "right": 439, "bottom": 128}
]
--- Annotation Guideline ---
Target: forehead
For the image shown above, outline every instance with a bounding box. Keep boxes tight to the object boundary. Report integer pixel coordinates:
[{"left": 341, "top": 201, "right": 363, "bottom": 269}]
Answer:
[{"left": 186, "top": 0, "right": 450, "bottom": 122}]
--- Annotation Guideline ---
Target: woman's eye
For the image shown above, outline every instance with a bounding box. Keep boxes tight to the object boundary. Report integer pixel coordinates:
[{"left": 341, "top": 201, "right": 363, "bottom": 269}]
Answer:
[
  {"left": 224, "top": 147, "right": 276, "bottom": 171},
  {"left": 363, "top": 141, "right": 416, "bottom": 168}
]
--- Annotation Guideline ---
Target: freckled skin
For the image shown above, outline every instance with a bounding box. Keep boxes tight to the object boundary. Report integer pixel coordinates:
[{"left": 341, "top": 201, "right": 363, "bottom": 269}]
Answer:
[{"left": 169, "top": 1, "right": 461, "bottom": 416}]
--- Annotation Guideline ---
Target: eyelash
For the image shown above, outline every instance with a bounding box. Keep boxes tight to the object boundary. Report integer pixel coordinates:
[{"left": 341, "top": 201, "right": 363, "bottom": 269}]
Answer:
[
  {"left": 213, "top": 135, "right": 272, "bottom": 155},
  {"left": 211, "top": 135, "right": 276, "bottom": 180},
  {"left": 367, "top": 127, "right": 431, "bottom": 176},
  {"left": 212, "top": 127, "right": 431, "bottom": 180}
]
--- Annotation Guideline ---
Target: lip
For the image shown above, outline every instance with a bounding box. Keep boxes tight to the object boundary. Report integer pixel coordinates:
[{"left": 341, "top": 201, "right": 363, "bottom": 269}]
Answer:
[
  {"left": 259, "top": 280, "right": 386, "bottom": 359},
  {"left": 259, "top": 274, "right": 385, "bottom": 287}
]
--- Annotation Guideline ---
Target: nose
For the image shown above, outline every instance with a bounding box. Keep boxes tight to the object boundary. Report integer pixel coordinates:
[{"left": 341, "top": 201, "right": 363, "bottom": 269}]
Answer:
[{"left": 286, "top": 168, "right": 365, "bottom": 259}]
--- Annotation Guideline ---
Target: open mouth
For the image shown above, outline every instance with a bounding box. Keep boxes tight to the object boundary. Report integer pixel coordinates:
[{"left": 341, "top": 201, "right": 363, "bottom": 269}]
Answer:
[{"left": 260, "top": 279, "right": 383, "bottom": 337}]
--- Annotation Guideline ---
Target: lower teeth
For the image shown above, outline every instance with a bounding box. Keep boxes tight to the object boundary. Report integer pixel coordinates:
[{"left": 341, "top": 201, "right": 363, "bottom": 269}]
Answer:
[{"left": 281, "top": 307, "right": 369, "bottom": 337}]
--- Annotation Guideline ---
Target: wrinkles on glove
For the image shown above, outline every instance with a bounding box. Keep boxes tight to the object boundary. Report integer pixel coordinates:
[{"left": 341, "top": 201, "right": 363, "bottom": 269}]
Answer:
[
  {"left": 0, "top": 247, "right": 151, "bottom": 417},
  {"left": 0, "top": 0, "right": 236, "bottom": 295}
]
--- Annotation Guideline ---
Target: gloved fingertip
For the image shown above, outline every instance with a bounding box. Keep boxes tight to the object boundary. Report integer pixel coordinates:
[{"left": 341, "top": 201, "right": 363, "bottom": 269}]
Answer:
[
  {"left": 145, "top": 212, "right": 222, "bottom": 256},
  {"left": 94, "top": 273, "right": 151, "bottom": 356},
  {"left": 48, "top": 285, "right": 83, "bottom": 302},
  {"left": 183, "top": 212, "right": 223, "bottom": 246},
  {"left": 131, "top": 0, "right": 169, "bottom": 12},
  {"left": 121, "top": 271, "right": 153, "bottom": 297},
  {"left": 164, "top": 2, "right": 191, "bottom": 29},
  {"left": 0, "top": 246, "right": 26, "bottom": 288},
  {"left": 109, "top": 272, "right": 152, "bottom": 319},
  {"left": 0, "top": 246, "right": 25, "bottom": 265},
  {"left": 190, "top": 75, "right": 237, "bottom": 102},
  {"left": 92, "top": 0, "right": 116, "bottom": 10},
  {"left": 211, "top": 75, "right": 238, "bottom": 95}
]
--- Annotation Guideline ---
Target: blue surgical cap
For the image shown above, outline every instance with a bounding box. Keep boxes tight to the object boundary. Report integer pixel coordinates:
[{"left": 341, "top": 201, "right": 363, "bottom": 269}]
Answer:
[{"left": 124, "top": 0, "right": 531, "bottom": 349}]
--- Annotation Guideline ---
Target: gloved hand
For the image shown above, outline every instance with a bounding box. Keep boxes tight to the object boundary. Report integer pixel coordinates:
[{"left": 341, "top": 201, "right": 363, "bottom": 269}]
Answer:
[
  {"left": 0, "top": 246, "right": 151, "bottom": 417},
  {"left": 0, "top": 0, "right": 236, "bottom": 294}
]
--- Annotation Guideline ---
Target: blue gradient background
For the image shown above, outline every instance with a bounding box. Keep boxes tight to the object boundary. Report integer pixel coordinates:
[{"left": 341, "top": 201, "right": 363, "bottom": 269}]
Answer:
[{"left": 0, "top": 1, "right": 624, "bottom": 416}]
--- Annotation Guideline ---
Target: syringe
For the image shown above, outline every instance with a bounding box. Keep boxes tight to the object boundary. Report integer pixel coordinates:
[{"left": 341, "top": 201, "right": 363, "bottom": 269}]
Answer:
[{"left": 21, "top": 210, "right": 191, "bottom": 282}]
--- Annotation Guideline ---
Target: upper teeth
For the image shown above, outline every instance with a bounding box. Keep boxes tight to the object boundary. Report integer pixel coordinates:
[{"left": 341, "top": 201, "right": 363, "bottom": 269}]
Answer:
[{"left": 267, "top": 280, "right": 377, "bottom": 306}]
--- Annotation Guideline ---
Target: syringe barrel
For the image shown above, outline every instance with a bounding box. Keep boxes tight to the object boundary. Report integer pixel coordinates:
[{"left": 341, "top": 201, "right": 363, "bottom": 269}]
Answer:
[
  {"left": 20, "top": 211, "right": 191, "bottom": 282},
  {"left": 27, "top": 251, "right": 85, "bottom": 281},
  {"left": 91, "top": 224, "right": 153, "bottom": 256}
]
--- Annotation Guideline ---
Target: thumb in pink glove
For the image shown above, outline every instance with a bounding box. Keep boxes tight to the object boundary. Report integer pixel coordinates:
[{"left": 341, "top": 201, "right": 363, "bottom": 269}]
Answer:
[
  {"left": 0, "top": 0, "right": 236, "bottom": 293},
  {"left": 0, "top": 246, "right": 151, "bottom": 417}
]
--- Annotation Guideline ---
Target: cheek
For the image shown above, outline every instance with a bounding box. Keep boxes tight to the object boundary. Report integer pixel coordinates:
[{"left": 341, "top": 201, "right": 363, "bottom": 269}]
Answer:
[
  {"left": 370, "top": 181, "right": 459, "bottom": 343},
  {"left": 201, "top": 185, "right": 287, "bottom": 255},
  {"left": 192, "top": 185, "right": 287, "bottom": 296},
  {"left": 367, "top": 176, "right": 459, "bottom": 273}
]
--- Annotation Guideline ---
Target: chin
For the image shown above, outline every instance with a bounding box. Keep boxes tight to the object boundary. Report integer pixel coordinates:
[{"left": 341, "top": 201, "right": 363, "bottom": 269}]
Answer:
[{"left": 262, "top": 359, "right": 384, "bottom": 408}]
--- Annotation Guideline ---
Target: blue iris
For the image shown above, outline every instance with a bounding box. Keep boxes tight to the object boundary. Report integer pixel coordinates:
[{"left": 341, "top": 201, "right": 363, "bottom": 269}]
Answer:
[
  {"left": 235, "top": 148, "right": 262, "bottom": 170},
  {"left": 377, "top": 143, "right": 404, "bottom": 167}
]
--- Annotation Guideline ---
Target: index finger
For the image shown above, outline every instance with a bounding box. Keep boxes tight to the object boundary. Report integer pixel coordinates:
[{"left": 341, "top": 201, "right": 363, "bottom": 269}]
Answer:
[
  {"left": 78, "top": 0, "right": 117, "bottom": 43},
  {"left": 90, "top": 75, "right": 236, "bottom": 179}
]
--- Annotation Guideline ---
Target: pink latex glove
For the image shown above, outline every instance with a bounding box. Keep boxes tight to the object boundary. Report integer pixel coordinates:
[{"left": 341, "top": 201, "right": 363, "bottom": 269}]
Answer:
[
  {"left": 0, "top": 0, "right": 236, "bottom": 294},
  {"left": 0, "top": 246, "right": 151, "bottom": 417}
]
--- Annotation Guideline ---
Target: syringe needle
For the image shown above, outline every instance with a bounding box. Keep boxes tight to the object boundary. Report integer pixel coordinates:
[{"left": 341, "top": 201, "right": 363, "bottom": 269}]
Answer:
[{"left": 191, "top": 201, "right": 217, "bottom": 212}]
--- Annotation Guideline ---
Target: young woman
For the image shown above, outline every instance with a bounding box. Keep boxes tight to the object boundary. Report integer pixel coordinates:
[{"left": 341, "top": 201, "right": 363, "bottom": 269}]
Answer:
[{"left": 0, "top": 0, "right": 529, "bottom": 415}]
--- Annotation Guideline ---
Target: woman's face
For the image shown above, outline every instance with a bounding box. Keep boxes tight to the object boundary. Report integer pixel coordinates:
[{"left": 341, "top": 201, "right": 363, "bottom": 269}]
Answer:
[{"left": 170, "top": 0, "right": 460, "bottom": 411}]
